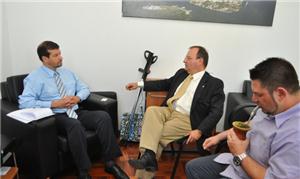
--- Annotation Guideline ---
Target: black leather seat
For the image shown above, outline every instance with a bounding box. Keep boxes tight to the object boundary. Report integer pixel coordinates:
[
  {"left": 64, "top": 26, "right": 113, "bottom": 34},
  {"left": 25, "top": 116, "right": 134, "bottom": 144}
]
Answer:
[
  {"left": 223, "top": 80, "right": 254, "bottom": 130},
  {"left": 1, "top": 74, "right": 119, "bottom": 179}
]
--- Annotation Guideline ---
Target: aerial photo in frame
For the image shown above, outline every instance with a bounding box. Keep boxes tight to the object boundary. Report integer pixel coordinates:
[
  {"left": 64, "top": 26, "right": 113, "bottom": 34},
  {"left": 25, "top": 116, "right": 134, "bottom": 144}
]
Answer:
[{"left": 122, "top": 0, "right": 277, "bottom": 26}]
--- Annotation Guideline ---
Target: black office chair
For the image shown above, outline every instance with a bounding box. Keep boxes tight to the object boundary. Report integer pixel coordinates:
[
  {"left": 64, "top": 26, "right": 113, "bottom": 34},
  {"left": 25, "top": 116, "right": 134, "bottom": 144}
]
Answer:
[
  {"left": 1, "top": 74, "right": 119, "bottom": 178},
  {"left": 144, "top": 90, "right": 215, "bottom": 179},
  {"left": 169, "top": 136, "right": 189, "bottom": 179},
  {"left": 169, "top": 131, "right": 215, "bottom": 179}
]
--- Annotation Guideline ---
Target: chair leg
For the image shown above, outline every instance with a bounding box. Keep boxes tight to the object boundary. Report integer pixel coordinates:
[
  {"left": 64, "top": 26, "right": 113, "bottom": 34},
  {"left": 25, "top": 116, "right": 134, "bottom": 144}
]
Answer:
[
  {"left": 170, "top": 142, "right": 183, "bottom": 179},
  {"left": 170, "top": 143, "right": 175, "bottom": 156},
  {"left": 12, "top": 152, "right": 19, "bottom": 179}
]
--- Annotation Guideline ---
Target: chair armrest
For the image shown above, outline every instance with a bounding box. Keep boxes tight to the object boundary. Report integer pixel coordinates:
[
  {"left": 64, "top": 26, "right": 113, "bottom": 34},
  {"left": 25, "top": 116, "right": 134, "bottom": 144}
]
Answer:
[
  {"left": 1, "top": 100, "right": 27, "bottom": 138},
  {"left": 174, "top": 135, "right": 189, "bottom": 144},
  {"left": 21, "top": 116, "right": 59, "bottom": 178},
  {"left": 92, "top": 91, "right": 117, "bottom": 100},
  {"left": 80, "top": 93, "right": 117, "bottom": 111},
  {"left": 79, "top": 92, "right": 118, "bottom": 135},
  {"left": 1, "top": 100, "right": 59, "bottom": 178}
]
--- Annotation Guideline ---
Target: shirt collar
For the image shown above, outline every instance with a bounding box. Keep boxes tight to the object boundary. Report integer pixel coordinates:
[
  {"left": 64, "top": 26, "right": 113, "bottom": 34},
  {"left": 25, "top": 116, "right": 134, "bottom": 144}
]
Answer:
[
  {"left": 191, "top": 70, "right": 205, "bottom": 81},
  {"left": 41, "top": 65, "right": 58, "bottom": 77},
  {"left": 274, "top": 102, "right": 300, "bottom": 128}
]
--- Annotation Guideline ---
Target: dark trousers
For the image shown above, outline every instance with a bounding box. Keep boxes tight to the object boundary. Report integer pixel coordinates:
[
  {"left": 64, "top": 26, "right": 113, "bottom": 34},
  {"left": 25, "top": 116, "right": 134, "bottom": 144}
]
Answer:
[
  {"left": 55, "top": 110, "right": 122, "bottom": 171},
  {"left": 185, "top": 154, "right": 230, "bottom": 179}
]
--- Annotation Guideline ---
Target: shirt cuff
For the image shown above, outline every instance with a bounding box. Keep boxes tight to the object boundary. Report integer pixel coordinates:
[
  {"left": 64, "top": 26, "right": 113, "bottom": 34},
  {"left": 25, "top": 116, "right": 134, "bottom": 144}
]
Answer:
[
  {"left": 37, "top": 101, "right": 52, "bottom": 108},
  {"left": 76, "top": 92, "right": 89, "bottom": 101},
  {"left": 137, "top": 80, "right": 144, "bottom": 88},
  {"left": 76, "top": 95, "right": 82, "bottom": 102}
]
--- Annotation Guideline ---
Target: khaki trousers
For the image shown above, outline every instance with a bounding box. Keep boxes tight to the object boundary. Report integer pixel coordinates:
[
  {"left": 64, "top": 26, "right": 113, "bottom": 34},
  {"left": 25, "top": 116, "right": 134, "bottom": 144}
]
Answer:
[{"left": 135, "top": 106, "right": 192, "bottom": 179}]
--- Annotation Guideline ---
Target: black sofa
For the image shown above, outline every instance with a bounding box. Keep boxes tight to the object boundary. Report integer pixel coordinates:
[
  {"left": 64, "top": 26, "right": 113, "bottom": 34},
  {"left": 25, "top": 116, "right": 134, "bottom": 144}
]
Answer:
[
  {"left": 223, "top": 80, "right": 255, "bottom": 130},
  {"left": 1, "top": 74, "right": 119, "bottom": 178}
]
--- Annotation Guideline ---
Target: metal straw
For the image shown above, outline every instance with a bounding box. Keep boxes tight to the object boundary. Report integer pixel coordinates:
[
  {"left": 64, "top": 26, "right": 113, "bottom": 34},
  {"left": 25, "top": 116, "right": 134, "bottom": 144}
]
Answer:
[{"left": 246, "top": 105, "right": 260, "bottom": 124}]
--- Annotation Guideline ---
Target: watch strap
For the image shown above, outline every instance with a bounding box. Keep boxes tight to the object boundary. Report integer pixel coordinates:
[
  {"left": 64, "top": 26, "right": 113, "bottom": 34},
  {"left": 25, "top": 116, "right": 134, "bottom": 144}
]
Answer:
[{"left": 237, "top": 152, "right": 247, "bottom": 161}]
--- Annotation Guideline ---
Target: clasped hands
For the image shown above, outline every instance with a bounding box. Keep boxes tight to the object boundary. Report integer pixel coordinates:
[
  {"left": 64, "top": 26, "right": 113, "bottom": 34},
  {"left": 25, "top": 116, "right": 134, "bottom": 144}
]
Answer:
[
  {"left": 203, "top": 128, "right": 249, "bottom": 155},
  {"left": 51, "top": 96, "right": 80, "bottom": 109}
]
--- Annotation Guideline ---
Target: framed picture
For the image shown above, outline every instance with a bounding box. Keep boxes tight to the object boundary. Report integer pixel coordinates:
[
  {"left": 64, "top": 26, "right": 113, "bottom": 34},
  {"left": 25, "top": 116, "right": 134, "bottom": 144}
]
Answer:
[{"left": 122, "top": 0, "right": 276, "bottom": 26}]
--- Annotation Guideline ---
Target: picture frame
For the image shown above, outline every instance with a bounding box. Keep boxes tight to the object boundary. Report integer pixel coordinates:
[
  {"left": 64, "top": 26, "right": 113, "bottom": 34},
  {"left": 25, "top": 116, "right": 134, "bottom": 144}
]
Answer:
[{"left": 122, "top": 0, "right": 277, "bottom": 26}]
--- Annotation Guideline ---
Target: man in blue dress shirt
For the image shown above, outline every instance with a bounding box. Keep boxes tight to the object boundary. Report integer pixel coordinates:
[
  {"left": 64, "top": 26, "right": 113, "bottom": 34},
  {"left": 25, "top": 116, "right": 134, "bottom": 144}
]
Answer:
[
  {"left": 185, "top": 57, "right": 300, "bottom": 179},
  {"left": 19, "top": 41, "right": 129, "bottom": 179}
]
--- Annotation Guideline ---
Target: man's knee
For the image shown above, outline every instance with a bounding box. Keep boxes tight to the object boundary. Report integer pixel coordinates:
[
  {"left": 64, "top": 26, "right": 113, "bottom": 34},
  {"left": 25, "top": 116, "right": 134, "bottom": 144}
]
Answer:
[
  {"left": 185, "top": 159, "right": 200, "bottom": 179},
  {"left": 90, "top": 111, "right": 114, "bottom": 132},
  {"left": 185, "top": 154, "right": 226, "bottom": 179},
  {"left": 94, "top": 110, "right": 111, "bottom": 119},
  {"left": 144, "top": 106, "right": 169, "bottom": 122},
  {"left": 186, "top": 158, "right": 216, "bottom": 179},
  {"left": 92, "top": 110, "right": 110, "bottom": 122},
  {"left": 69, "top": 119, "right": 83, "bottom": 130},
  {"left": 145, "top": 106, "right": 161, "bottom": 114},
  {"left": 67, "top": 120, "right": 85, "bottom": 137}
]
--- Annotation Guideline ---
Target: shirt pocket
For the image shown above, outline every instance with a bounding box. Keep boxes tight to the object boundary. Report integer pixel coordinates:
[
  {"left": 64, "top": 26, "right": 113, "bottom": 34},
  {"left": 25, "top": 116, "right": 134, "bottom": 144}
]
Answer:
[{"left": 42, "top": 83, "right": 60, "bottom": 98}]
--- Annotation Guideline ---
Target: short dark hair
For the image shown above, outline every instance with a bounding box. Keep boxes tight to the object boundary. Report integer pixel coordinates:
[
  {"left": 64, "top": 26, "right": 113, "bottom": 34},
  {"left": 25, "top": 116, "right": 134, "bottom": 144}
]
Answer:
[
  {"left": 189, "top": 45, "right": 209, "bottom": 67},
  {"left": 250, "top": 57, "right": 299, "bottom": 94},
  {"left": 37, "top": 41, "right": 59, "bottom": 61}
]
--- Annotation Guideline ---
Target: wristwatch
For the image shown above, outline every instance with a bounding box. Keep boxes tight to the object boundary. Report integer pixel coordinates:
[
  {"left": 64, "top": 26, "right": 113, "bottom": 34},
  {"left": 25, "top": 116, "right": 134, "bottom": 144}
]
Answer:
[{"left": 233, "top": 152, "right": 247, "bottom": 166}]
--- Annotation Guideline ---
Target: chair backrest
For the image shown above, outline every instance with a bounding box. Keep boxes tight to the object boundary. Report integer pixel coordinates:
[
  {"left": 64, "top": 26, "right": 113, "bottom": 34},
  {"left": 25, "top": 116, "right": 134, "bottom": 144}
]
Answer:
[
  {"left": 226, "top": 104, "right": 257, "bottom": 129},
  {"left": 1, "top": 81, "right": 10, "bottom": 101},
  {"left": 1, "top": 74, "right": 28, "bottom": 103},
  {"left": 223, "top": 80, "right": 254, "bottom": 130},
  {"left": 145, "top": 91, "right": 168, "bottom": 108},
  {"left": 242, "top": 80, "right": 252, "bottom": 99}
]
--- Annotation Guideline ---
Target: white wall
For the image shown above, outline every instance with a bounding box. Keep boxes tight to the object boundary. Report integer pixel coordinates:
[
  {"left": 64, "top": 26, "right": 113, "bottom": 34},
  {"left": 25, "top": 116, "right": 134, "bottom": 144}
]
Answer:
[
  {"left": 2, "top": 0, "right": 299, "bottom": 131},
  {"left": 0, "top": 1, "right": 3, "bottom": 82},
  {"left": 299, "top": 1, "right": 300, "bottom": 73}
]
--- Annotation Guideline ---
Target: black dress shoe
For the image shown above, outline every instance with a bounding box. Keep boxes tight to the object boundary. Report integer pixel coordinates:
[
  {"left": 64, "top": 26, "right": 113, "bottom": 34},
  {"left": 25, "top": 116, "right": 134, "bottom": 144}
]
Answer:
[
  {"left": 128, "top": 150, "right": 158, "bottom": 172},
  {"left": 105, "top": 164, "right": 129, "bottom": 179}
]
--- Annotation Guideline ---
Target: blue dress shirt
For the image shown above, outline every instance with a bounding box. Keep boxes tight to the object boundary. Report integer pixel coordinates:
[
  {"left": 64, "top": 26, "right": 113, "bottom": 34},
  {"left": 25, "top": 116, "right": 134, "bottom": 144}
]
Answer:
[
  {"left": 214, "top": 103, "right": 300, "bottom": 179},
  {"left": 19, "top": 65, "right": 90, "bottom": 114}
]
